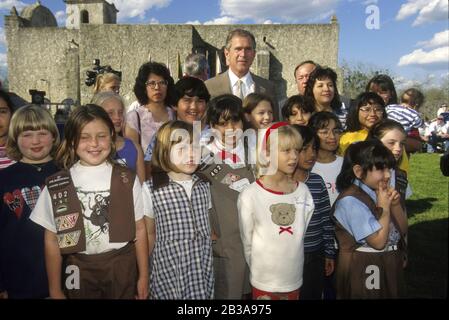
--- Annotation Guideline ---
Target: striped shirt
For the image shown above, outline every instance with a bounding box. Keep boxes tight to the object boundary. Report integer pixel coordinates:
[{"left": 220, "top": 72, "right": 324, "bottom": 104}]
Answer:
[
  {"left": 335, "top": 102, "right": 349, "bottom": 130},
  {"left": 0, "top": 145, "right": 15, "bottom": 170},
  {"left": 386, "top": 104, "right": 423, "bottom": 133},
  {"left": 304, "top": 172, "right": 336, "bottom": 258}
]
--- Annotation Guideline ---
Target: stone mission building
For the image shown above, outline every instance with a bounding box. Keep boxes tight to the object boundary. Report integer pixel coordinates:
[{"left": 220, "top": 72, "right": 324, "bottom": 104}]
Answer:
[{"left": 4, "top": 0, "right": 340, "bottom": 107}]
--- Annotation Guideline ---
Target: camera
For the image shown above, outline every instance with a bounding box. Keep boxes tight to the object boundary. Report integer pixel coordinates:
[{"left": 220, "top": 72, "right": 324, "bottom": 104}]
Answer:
[
  {"left": 29, "top": 89, "right": 46, "bottom": 105},
  {"left": 85, "top": 59, "right": 122, "bottom": 86}
]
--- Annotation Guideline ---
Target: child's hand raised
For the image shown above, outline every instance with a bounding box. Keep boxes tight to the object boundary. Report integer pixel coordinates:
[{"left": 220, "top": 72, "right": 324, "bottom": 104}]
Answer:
[
  {"left": 388, "top": 188, "right": 401, "bottom": 207},
  {"left": 376, "top": 180, "right": 392, "bottom": 209}
]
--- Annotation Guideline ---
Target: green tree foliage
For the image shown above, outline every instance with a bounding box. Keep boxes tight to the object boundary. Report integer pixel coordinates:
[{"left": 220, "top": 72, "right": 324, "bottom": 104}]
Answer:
[
  {"left": 341, "top": 60, "right": 391, "bottom": 99},
  {"left": 420, "top": 84, "right": 449, "bottom": 120}
]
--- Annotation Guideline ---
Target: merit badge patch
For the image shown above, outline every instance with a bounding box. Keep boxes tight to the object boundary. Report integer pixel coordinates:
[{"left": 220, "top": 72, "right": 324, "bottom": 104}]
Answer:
[
  {"left": 57, "top": 230, "right": 81, "bottom": 249},
  {"left": 220, "top": 173, "right": 241, "bottom": 186},
  {"left": 55, "top": 213, "right": 79, "bottom": 232},
  {"left": 229, "top": 178, "right": 250, "bottom": 192},
  {"left": 120, "top": 171, "right": 129, "bottom": 184}
]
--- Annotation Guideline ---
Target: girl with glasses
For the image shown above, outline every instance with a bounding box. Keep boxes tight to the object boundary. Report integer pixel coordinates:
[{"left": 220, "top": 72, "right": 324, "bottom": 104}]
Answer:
[
  {"left": 308, "top": 112, "right": 344, "bottom": 206},
  {"left": 339, "top": 92, "right": 386, "bottom": 155}
]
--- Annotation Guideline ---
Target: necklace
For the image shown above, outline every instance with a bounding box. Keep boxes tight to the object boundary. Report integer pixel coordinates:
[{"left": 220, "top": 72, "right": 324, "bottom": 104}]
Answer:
[{"left": 25, "top": 163, "right": 44, "bottom": 172}]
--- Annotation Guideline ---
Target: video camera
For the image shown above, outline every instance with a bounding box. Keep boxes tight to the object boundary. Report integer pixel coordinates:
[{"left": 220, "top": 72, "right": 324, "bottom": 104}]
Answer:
[
  {"left": 29, "top": 89, "right": 46, "bottom": 105},
  {"left": 85, "top": 59, "right": 122, "bottom": 87}
]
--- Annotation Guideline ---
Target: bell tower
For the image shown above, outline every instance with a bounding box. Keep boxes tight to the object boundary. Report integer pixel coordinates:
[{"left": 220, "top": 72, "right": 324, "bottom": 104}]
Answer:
[{"left": 64, "top": 0, "right": 118, "bottom": 29}]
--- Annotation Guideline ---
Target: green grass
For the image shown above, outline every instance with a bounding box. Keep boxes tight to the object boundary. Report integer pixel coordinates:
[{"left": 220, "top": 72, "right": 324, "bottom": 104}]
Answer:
[{"left": 405, "top": 153, "right": 448, "bottom": 298}]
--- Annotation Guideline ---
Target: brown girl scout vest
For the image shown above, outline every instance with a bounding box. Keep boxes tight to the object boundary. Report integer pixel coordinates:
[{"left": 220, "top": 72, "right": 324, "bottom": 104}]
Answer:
[
  {"left": 197, "top": 145, "right": 255, "bottom": 299},
  {"left": 45, "top": 165, "right": 136, "bottom": 255},
  {"left": 331, "top": 184, "right": 405, "bottom": 298}
]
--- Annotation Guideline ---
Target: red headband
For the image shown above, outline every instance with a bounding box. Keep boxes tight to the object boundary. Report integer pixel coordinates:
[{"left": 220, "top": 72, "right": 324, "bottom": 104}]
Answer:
[{"left": 262, "top": 121, "right": 289, "bottom": 151}]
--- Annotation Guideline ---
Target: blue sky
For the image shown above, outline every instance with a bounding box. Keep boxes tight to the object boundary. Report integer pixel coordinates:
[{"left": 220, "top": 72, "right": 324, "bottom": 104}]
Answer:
[{"left": 0, "top": 0, "right": 448, "bottom": 89}]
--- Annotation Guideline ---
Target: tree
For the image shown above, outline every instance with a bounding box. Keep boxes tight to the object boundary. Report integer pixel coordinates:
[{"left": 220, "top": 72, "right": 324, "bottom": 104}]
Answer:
[
  {"left": 341, "top": 60, "right": 391, "bottom": 99},
  {"left": 420, "top": 86, "right": 448, "bottom": 120}
]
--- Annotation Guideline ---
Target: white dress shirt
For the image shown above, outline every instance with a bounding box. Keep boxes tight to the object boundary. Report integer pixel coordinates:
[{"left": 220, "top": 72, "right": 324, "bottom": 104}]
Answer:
[{"left": 228, "top": 69, "right": 255, "bottom": 99}]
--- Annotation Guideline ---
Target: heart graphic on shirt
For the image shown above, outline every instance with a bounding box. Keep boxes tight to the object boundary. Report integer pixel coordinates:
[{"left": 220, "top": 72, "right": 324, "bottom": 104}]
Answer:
[
  {"left": 3, "top": 189, "right": 24, "bottom": 219},
  {"left": 21, "top": 186, "right": 42, "bottom": 211}
]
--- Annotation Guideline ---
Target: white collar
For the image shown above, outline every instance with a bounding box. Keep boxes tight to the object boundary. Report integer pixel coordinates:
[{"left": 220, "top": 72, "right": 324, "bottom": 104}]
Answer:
[
  {"left": 207, "top": 138, "right": 246, "bottom": 164},
  {"left": 228, "top": 69, "right": 253, "bottom": 88},
  {"left": 211, "top": 138, "right": 243, "bottom": 154}
]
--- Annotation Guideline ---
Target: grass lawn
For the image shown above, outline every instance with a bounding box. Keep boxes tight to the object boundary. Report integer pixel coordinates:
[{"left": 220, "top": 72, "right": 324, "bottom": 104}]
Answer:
[{"left": 405, "top": 153, "right": 448, "bottom": 298}]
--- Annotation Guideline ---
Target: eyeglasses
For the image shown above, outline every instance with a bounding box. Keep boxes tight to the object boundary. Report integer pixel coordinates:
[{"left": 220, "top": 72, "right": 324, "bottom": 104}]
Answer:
[
  {"left": 317, "top": 128, "right": 343, "bottom": 136},
  {"left": 145, "top": 80, "right": 168, "bottom": 89},
  {"left": 359, "top": 106, "right": 384, "bottom": 114}
]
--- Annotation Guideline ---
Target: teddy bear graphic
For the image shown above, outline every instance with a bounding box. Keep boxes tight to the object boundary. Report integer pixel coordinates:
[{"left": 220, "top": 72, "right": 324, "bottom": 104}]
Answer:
[{"left": 269, "top": 203, "right": 296, "bottom": 235}]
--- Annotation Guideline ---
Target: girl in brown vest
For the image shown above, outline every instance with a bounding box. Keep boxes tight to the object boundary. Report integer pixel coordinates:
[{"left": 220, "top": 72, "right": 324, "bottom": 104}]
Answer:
[
  {"left": 31, "top": 104, "right": 149, "bottom": 299},
  {"left": 333, "top": 140, "right": 407, "bottom": 298},
  {"left": 368, "top": 119, "right": 410, "bottom": 268}
]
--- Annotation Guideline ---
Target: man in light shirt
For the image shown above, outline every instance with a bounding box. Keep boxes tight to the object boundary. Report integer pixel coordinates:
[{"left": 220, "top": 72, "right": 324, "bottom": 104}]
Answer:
[{"left": 426, "top": 116, "right": 449, "bottom": 153}]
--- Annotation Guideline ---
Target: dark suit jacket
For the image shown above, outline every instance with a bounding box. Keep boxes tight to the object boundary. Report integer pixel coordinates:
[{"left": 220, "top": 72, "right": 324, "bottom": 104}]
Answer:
[{"left": 205, "top": 70, "right": 279, "bottom": 120}]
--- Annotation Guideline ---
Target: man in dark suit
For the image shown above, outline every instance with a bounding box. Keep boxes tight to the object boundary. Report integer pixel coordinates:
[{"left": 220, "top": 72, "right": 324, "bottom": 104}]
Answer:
[{"left": 205, "top": 29, "right": 279, "bottom": 120}]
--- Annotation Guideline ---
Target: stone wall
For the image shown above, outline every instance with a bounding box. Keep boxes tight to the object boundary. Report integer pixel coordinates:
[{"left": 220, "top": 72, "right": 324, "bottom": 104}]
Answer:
[
  {"left": 66, "top": 2, "right": 111, "bottom": 29},
  {"left": 5, "top": 18, "right": 339, "bottom": 108},
  {"left": 78, "top": 24, "right": 194, "bottom": 104},
  {"left": 5, "top": 15, "right": 80, "bottom": 104}
]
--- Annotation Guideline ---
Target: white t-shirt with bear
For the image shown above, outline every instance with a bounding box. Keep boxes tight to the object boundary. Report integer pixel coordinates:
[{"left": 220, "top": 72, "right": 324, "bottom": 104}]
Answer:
[{"left": 237, "top": 180, "right": 314, "bottom": 293}]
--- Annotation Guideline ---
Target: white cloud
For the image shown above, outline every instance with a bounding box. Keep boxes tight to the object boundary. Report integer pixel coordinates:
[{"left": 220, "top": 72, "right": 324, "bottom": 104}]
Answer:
[
  {"left": 185, "top": 20, "right": 202, "bottom": 25},
  {"left": 220, "top": 0, "right": 338, "bottom": 23},
  {"left": 204, "top": 16, "right": 239, "bottom": 25},
  {"left": 0, "top": 0, "right": 26, "bottom": 12},
  {"left": 55, "top": 10, "right": 66, "bottom": 26},
  {"left": 417, "top": 30, "right": 449, "bottom": 48},
  {"left": 398, "top": 46, "right": 449, "bottom": 67},
  {"left": 109, "top": 0, "right": 172, "bottom": 21},
  {"left": 363, "top": 0, "right": 378, "bottom": 5},
  {"left": 184, "top": 16, "right": 241, "bottom": 25},
  {"left": 400, "top": 29, "right": 449, "bottom": 71},
  {"left": 396, "top": 0, "right": 448, "bottom": 26},
  {"left": 263, "top": 20, "right": 281, "bottom": 24},
  {"left": 148, "top": 17, "right": 159, "bottom": 24}
]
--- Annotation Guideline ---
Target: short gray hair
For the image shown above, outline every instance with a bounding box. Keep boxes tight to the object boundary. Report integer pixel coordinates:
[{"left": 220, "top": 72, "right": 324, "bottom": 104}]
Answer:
[{"left": 183, "top": 53, "right": 209, "bottom": 78}]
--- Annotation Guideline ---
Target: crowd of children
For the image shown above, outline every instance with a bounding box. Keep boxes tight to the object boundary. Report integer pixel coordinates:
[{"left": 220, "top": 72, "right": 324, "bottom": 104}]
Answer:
[{"left": 1, "top": 57, "right": 435, "bottom": 300}]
